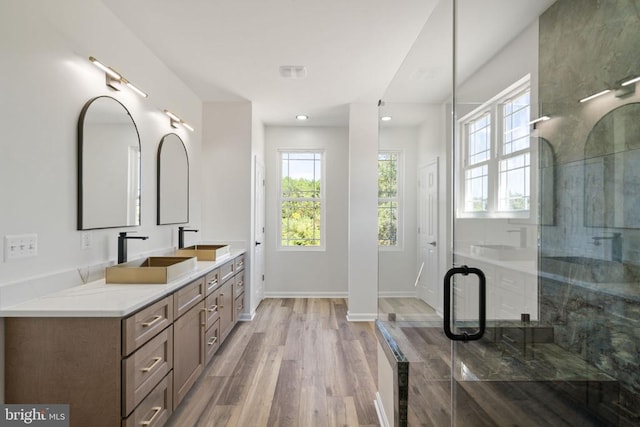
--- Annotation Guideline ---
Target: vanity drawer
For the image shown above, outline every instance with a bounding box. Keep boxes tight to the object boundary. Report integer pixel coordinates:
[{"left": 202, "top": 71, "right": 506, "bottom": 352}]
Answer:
[
  {"left": 123, "top": 372, "right": 173, "bottom": 427},
  {"left": 122, "top": 326, "right": 173, "bottom": 417},
  {"left": 204, "top": 291, "right": 220, "bottom": 329},
  {"left": 205, "top": 318, "right": 220, "bottom": 365},
  {"left": 234, "top": 270, "right": 245, "bottom": 296},
  {"left": 234, "top": 254, "right": 245, "bottom": 272},
  {"left": 174, "top": 277, "right": 205, "bottom": 319},
  {"left": 205, "top": 268, "right": 220, "bottom": 295},
  {"left": 123, "top": 296, "right": 173, "bottom": 356},
  {"left": 219, "top": 260, "right": 235, "bottom": 283}
]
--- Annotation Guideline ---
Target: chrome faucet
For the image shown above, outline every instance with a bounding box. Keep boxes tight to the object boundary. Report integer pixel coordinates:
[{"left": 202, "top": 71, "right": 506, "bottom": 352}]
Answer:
[
  {"left": 178, "top": 226, "right": 199, "bottom": 249},
  {"left": 507, "top": 227, "right": 527, "bottom": 248},
  {"left": 592, "top": 232, "right": 622, "bottom": 262},
  {"left": 117, "top": 232, "right": 149, "bottom": 264}
]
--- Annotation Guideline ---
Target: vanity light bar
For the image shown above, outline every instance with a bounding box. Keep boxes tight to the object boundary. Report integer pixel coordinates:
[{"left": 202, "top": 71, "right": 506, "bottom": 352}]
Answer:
[
  {"left": 164, "top": 110, "right": 194, "bottom": 132},
  {"left": 123, "top": 80, "right": 148, "bottom": 98},
  {"left": 529, "top": 115, "right": 550, "bottom": 125},
  {"left": 579, "top": 89, "right": 611, "bottom": 103},
  {"left": 621, "top": 76, "right": 640, "bottom": 86},
  {"left": 88, "top": 56, "right": 148, "bottom": 98}
]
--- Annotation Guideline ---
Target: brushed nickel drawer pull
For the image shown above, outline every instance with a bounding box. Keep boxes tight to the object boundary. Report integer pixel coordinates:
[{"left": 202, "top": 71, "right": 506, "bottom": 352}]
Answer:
[
  {"left": 141, "top": 406, "right": 162, "bottom": 426},
  {"left": 141, "top": 315, "right": 162, "bottom": 328},
  {"left": 208, "top": 304, "right": 218, "bottom": 312},
  {"left": 207, "top": 336, "right": 218, "bottom": 346},
  {"left": 141, "top": 357, "right": 162, "bottom": 373}
]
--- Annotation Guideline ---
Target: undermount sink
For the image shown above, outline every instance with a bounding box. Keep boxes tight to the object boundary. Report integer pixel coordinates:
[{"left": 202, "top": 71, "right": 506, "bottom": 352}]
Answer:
[
  {"left": 175, "top": 244, "right": 230, "bottom": 261},
  {"left": 470, "top": 244, "right": 535, "bottom": 261},
  {"left": 105, "top": 256, "right": 197, "bottom": 284},
  {"left": 541, "top": 256, "right": 640, "bottom": 284}
]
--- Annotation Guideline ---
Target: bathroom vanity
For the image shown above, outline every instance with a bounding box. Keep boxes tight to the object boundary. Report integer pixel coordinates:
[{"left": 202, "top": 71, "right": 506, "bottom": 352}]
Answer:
[{"left": 2, "top": 250, "right": 245, "bottom": 427}]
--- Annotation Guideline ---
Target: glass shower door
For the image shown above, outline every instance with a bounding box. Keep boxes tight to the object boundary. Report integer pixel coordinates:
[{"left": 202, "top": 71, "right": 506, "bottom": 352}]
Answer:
[
  {"left": 448, "top": 0, "right": 640, "bottom": 425},
  {"left": 377, "top": 0, "right": 639, "bottom": 425}
]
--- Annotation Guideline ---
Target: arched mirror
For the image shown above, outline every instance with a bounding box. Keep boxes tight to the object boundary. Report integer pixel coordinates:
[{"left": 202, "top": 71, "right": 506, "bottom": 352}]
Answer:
[
  {"left": 78, "top": 96, "right": 141, "bottom": 230},
  {"left": 157, "top": 133, "right": 189, "bottom": 224},
  {"left": 584, "top": 102, "right": 640, "bottom": 228}
]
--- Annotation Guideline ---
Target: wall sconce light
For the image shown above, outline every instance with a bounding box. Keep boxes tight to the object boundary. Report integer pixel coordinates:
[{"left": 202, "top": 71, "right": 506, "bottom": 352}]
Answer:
[
  {"left": 529, "top": 115, "right": 550, "bottom": 129},
  {"left": 89, "top": 56, "right": 148, "bottom": 98},
  {"left": 621, "top": 76, "right": 640, "bottom": 86},
  {"left": 164, "top": 110, "right": 194, "bottom": 132},
  {"left": 579, "top": 89, "right": 611, "bottom": 103}
]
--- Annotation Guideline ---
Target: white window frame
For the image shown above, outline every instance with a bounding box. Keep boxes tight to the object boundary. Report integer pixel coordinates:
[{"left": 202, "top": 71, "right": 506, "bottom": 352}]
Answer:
[
  {"left": 457, "top": 75, "right": 532, "bottom": 219},
  {"left": 378, "top": 150, "right": 404, "bottom": 251},
  {"left": 277, "top": 149, "right": 326, "bottom": 251}
]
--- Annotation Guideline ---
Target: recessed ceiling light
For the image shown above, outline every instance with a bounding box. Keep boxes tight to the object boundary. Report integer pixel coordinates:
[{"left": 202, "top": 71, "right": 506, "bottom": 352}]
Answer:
[
  {"left": 296, "top": 115, "right": 309, "bottom": 121},
  {"left": 380, "top": 116, "right": 392, "bottom": 121}
]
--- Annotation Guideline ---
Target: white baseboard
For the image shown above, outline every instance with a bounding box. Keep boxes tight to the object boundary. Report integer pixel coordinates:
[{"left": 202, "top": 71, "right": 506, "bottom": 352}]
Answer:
[
  {"left": 374, "top": 392, "right": 390, "bottom": 427},
  {"left": 346, "top": 311, "right": 378, "bottom": 322},
  {"left": 238, "top": 310, "right": 256, "bottom": 321},
  {"left": 263, "top": 291, "right": 348, "bottom": 298}
]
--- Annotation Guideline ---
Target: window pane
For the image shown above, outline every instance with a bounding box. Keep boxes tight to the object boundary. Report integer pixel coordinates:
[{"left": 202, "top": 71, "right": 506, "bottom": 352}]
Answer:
[
  {"left": 281, "top": 152, "right": 321, "bottom": 197},
  {"left": 465, "top": 165, "right": 488, "bottom": 211},
  {"left": 281, "top": 200, "right": 321, "bottom": 246},
  {"left": 280, "top": 151, "right": 323, "bottom": 247},
  {"left": 503, "top": 91, "right": 530, "bottom": 155},
  {"left": 499, "top": 153, "right": 530, "bottom": 211},
  {"left": 378, "top": 152, "right": 400, "bottom": 246},
  {"left": 378, "top": 153, "right": 398, "bottom": 198},
  {"left": 468, "top": 113, "right": 491, "bottom": 165},
  {"left": 378, "top": 201, "right": 398, "bottom": 246}
]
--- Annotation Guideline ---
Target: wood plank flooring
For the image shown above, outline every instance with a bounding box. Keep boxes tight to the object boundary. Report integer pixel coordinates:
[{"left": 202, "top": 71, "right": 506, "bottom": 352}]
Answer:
[{"left": 167, "top": 298, "right": 379, "bottom": 427}]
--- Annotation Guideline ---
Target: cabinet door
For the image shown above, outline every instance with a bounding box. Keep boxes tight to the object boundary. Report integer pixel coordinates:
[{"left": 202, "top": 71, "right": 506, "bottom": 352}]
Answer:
[
  {"left": 218, "top": 279, "right": 234, "bottom": 341},
  {"left": 173, "top": 301, "right": 205, "bottom": 409}
]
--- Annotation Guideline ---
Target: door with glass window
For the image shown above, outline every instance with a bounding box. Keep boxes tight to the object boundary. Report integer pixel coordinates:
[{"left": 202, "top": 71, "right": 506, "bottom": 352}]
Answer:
[{"left": 379, "top": 0, "right": 640, "bottom": 425}]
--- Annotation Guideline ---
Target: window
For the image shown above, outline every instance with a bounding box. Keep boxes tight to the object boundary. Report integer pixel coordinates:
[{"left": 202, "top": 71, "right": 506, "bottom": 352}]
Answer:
[
  {"left": 459, "top": 77, "right": 531, "bottom": 217},
  {"left": 378, "top": 151, "right": 402, "bottom": 248},
  {"left": 278, "top": 150, "right": 324, "bottom": 249}
]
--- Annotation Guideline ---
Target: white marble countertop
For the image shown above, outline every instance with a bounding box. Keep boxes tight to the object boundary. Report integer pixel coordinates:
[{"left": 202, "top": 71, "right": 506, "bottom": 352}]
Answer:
[{"left": 0, "top": 249, "right": 245, "bottom": 318}]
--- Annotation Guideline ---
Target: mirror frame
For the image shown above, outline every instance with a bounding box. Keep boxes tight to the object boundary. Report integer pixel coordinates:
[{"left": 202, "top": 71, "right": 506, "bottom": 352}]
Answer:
[
  {"left": 157, "top": 133, "right": 190, "bottom": 225},
  {"left": 77, "top": 96, "right": 142, "bottom": 230}
]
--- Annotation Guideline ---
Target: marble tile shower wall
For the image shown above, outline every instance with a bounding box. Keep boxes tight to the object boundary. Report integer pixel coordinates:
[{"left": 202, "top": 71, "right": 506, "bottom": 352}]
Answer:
[{"left": 538, "top": 0, "right": 640, "bottom": 415}]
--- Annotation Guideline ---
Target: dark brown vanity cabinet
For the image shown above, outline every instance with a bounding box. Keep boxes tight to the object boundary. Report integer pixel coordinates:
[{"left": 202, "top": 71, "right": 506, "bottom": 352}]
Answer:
[{"left": 4, "top": 252, "right": 247, "bottom": 427}]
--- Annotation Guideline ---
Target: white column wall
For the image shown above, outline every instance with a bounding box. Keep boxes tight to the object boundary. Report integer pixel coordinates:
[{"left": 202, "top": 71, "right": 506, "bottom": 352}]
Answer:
[{"left": 347, "top": 103, "right": 379, "bottom": 320}]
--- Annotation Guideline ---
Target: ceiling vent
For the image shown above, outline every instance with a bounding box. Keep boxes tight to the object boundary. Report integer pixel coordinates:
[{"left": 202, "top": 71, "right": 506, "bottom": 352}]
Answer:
[{"left": 279, "top": 65, "right": 307, "bottom": 79}]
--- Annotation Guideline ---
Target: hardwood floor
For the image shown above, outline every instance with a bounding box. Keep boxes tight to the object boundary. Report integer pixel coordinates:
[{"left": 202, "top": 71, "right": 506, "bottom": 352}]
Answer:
[{"left": 167, "top": 298, "right": 380, "bottom": 427}]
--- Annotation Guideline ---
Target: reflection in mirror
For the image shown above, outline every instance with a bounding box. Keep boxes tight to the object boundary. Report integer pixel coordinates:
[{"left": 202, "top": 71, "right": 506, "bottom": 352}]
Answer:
[
  {"left": 157, "top": 133, "right": 189, "bottom": 225},
  {"left": 78, "top": 96, "right": 141, "bottom": 230},
  {"left": 584, "top": 103, "right": 640, "bottom": 228}
]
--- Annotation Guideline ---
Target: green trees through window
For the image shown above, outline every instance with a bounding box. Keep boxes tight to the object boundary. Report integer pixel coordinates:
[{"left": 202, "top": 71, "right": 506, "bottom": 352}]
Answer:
[
  {"left": 280, "top": 152, "right": 323, "bottom": 247},
  {"left": 378, "top": 152, "right": 399, "bottom": 246}
]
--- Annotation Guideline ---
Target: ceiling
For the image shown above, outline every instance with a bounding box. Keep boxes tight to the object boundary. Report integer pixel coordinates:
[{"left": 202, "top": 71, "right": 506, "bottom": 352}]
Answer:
[
  {"left": 101, "top": 0, "right": 555, "bottom": 127},
  {"left": 101, "top": 0, "right": 439, "bottom": 126}
]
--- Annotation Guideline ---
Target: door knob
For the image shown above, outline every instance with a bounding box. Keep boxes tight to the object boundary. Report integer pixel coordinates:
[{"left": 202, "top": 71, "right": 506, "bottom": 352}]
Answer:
[
  {"left": 255, "top": 241, "right": 262, "bottom": 246},
  {"left": 429, "top": 241, "right": 437, "bottom": 247}
]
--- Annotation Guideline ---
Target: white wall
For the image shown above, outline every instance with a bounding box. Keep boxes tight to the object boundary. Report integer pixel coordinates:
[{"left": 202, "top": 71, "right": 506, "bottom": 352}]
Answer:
[
  {"left": 0, "top": 0, "right": 203, "bottom": 401},
  {"left": 378, "top": 126, "right": 419, "bottom": 296},
  {"left": 264, "top": 126, "right": 349, "bottom": 297}
]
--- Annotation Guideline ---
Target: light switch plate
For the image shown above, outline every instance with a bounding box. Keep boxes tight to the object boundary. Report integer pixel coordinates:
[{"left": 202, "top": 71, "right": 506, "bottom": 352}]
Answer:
[{"left": 4, "top": 234, "right": 38, "bottom": 260}]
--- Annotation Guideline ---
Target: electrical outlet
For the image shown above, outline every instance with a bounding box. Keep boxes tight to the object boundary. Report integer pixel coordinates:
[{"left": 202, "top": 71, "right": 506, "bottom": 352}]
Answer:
[
  {"left": 4, "top": 234, "right": 38, "bottom": 260},
  {"left": 81, "top": 231, "right": 92, "bottom": 250}
]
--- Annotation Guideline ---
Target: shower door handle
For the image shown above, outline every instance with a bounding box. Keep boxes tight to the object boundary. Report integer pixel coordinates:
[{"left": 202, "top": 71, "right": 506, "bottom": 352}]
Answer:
[{"left": 443, "top": 265, "right": 486, "bottom": 341}]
